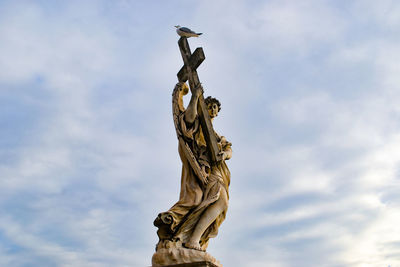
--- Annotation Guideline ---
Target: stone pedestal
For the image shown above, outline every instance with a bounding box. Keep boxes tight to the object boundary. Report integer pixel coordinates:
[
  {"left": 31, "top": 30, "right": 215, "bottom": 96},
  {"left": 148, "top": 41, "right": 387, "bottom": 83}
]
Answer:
[
  {"left": 152, "top": 240, "right": 222, "bottom": 267},
  {"left": 160, "top": 261, "right": 218, "bottom": 267}
]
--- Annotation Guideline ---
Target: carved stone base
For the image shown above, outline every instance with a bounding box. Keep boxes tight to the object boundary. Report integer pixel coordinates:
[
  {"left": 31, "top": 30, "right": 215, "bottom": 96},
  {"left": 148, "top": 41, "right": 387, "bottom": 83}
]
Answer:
[
  {"left": 152, "top": 240, "right": 222, "bottom": 267},
  {"left": 156, "top": 261, "right": 218, "bottom": 267}
]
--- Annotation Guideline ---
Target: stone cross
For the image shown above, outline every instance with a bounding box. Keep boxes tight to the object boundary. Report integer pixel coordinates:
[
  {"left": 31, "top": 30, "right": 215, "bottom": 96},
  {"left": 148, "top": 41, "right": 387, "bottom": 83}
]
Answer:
[{"left": 177, "top": 37, "right": 221, "bottom": 163}]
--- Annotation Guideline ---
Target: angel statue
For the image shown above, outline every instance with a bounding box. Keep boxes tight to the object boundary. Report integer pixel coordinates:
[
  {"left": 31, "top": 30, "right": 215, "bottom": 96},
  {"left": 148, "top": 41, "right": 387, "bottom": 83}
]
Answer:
[{"left": 152, "top": 82, "right": 232, "bottom": 266}]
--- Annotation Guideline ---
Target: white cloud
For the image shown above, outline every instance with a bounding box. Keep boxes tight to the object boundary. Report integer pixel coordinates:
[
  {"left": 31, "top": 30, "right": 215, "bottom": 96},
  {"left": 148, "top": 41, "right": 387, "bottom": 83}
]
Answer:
[{"left": 1, "top": 1, "right": 400, "bottom": 266}]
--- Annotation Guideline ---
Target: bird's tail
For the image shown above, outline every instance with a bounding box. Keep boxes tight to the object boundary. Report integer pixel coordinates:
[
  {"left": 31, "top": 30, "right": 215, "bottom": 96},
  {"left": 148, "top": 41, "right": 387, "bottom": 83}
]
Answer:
[{"left": 196, "top": 33, "right": 203, "bottom": 35}]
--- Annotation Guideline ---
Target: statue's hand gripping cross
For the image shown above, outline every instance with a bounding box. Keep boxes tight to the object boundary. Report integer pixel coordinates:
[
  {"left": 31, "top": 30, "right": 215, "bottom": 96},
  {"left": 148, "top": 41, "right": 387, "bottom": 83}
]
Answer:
[{"left": 177, "top": 37, "right": 221, "bottom": 163}]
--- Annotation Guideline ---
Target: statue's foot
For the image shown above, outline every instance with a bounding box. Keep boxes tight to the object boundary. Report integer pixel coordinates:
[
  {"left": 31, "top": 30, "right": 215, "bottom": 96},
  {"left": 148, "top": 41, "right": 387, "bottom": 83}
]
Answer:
[{"left": 183, "top": 241, "right": 204, "bottom": 252}]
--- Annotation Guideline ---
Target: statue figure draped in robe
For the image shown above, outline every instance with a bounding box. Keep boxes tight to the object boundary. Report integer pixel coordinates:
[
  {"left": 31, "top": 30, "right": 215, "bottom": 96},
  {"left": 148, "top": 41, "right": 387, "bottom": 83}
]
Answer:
[{"left": 152, "top": 82, "right": 232, "bottom": 266}]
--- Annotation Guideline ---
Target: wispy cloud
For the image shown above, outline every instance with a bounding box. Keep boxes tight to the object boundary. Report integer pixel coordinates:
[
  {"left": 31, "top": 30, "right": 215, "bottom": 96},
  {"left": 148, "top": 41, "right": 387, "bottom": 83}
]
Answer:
[{"left": 1, "top": 1, "right": 400, "bottom": 266}]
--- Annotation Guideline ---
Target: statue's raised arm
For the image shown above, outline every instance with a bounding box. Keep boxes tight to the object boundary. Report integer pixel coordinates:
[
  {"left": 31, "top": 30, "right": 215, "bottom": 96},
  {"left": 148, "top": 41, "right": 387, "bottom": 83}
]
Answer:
[{"left": 184, "top": 84, "right": 203, "bottom": 125}]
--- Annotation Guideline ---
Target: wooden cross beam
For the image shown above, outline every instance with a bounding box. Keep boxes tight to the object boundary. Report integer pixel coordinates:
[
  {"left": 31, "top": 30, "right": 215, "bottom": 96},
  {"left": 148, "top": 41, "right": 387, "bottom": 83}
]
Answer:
[{"left": 177, "top": 37, "right": 221, "bottom": 163}]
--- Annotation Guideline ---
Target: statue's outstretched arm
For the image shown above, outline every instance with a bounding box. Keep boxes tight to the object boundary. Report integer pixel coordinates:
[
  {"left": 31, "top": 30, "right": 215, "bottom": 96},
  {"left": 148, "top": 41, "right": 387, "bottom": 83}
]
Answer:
[{"left": 184, "top": 84, "right": 203, "bottom": 124}]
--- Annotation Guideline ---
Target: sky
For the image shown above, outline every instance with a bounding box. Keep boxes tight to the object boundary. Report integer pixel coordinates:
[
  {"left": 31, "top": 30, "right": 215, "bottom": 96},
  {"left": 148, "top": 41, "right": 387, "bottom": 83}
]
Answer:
[{"left": 0, "top": 0, "right": 400, "bottom": 266}]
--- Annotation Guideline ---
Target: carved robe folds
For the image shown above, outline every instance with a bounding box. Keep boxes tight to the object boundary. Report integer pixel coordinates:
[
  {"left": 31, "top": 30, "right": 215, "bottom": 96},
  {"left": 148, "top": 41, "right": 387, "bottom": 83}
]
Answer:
[{"left": 154, "top": 85, "right": 232, "bottom": 252}]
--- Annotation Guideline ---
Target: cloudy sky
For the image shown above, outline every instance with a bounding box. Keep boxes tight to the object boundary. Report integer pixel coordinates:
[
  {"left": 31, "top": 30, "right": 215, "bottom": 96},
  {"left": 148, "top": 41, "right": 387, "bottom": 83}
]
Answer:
[{"left": 1, "top": 0, "right": 400, "bottom": 266}]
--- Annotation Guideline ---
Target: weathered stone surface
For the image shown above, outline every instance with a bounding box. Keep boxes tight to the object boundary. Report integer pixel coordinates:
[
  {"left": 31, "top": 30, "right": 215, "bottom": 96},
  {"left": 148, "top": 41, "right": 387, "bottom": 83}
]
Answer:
[
  {"left": 158, "top": 261, "right": 219, "bottom": 267},
  {"left": 152, "top": 240, "right": 221, "bottom": 267},
  {"left": 153, "top": 36, "right": 231, "bottom": 267}
]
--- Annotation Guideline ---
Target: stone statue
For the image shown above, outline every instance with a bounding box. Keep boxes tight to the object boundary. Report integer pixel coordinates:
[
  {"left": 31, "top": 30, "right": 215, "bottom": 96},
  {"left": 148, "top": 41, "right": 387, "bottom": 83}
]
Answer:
[
  {"left": 152, "top": 36, "right": 232, "bottom": 267},
  {"left": 152, "top": 82, "right": 232, "bottom": 267}
]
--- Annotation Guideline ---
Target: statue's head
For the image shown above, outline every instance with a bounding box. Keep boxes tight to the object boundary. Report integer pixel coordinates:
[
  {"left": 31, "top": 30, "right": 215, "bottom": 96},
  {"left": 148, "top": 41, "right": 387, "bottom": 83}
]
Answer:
[{"left": 205, "top": 96, "right": 221, "bottom": 119}]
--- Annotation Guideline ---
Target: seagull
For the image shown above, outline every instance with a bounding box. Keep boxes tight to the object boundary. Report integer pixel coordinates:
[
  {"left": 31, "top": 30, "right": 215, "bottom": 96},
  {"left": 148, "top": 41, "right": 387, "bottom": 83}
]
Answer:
[{"left": 175, "top": 25, "right": 202, "bottom": 38}]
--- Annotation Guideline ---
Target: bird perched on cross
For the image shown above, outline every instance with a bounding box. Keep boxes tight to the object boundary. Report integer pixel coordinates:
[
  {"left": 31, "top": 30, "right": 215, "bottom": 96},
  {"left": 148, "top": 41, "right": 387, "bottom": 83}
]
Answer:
[{"left": 175, "top": 25, "right": 202, "bottom": 38}]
